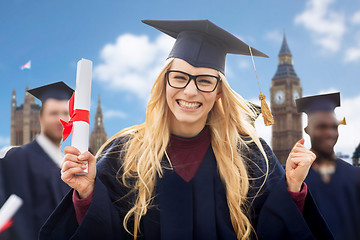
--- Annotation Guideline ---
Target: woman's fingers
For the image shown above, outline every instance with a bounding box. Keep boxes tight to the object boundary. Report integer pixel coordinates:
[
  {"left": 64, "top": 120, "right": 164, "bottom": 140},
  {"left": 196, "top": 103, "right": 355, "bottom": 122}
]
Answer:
[
  {"left": 61, "top": 153, "right": 83, "bottom": 168},
  {"left": 290, "top": 152, "right": 316, "bottom": 160},
  {"left": 61, "top": 160, "right": 87, "bottom": 173},
  {"left": 286, "top": 138, "right": 316, "bottom": 192},
  {"left": 80, "top": 151, "right": 96, "bottom": 165},
  {"left": 61, "top": 167, "right": 86, "bottom": 182},
  {"left": 288, "top": 152, "right": 315, "bottom": 167},
  {"left": 64, "top": 146, "right": 81, "bottom": 156}
]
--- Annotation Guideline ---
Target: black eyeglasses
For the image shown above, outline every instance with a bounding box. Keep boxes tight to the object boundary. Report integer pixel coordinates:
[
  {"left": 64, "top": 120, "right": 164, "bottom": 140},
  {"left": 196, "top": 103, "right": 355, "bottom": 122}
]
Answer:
[{"left": 165, "top": 70, "right": 221, "bottom": 93}]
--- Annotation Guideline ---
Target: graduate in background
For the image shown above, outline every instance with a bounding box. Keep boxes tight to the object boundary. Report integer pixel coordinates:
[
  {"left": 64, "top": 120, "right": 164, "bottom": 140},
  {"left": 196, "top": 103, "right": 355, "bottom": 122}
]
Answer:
[
  {"left": 0, "top": 82, "right": 73, "bottom": 240},
  {"left": 297, "top": 92, "right": 360, "bottom": 240},
  {"left": 40, "top": 20, "right": 333, "bottom": 240}
]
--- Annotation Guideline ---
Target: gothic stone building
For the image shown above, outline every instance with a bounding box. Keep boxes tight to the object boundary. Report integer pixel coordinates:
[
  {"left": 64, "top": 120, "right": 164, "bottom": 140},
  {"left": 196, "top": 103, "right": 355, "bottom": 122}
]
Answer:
[
  {"left": 89, "top": 96, "right": 108, "bottom": 155},
  {"left": 10, "top": 88, "right": 41, "bottom": 146},
  {"left": 270, "top": 35, "right": 303, "bottom": 165}
]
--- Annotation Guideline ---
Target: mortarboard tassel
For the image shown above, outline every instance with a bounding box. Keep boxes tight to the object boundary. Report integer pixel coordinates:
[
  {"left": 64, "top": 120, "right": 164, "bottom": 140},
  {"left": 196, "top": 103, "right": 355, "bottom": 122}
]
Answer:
[
  {"left": 259, "top": 92, "right": 274, "bottom": 126},
  {"left": 249, "top": 46, "right": 274, "bottom": 126},
  {"left": 339, "top": 117, "right": 347, "bottom": 125}
]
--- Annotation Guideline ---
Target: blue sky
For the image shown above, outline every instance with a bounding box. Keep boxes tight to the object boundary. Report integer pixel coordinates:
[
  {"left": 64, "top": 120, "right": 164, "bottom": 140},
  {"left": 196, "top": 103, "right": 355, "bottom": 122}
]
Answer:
[{"left": 1, "top": 0, "right": 360, "bottom": 159}]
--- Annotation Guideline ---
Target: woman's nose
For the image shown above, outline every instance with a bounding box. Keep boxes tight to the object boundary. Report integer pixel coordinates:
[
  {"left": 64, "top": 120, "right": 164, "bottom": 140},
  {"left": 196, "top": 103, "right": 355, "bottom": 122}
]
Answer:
[{"left": 183, "top": 79, "right": 198, "bottom": 95}]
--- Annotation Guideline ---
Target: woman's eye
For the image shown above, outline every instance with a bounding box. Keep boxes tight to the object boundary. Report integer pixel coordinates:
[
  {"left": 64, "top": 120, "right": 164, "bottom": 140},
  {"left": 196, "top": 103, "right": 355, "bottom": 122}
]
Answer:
[
  {"left": 198, "top": 79, "right": 211, "bottom": 84},
  {"left": 174, "top": 76, "right": 187, "bottom": 80}
]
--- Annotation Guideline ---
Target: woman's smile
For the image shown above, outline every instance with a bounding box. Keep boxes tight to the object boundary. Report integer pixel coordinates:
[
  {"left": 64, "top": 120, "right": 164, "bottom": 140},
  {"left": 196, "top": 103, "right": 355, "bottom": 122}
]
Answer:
[{"left": 176, "top": 99, "right": 202, "bottom": 111}]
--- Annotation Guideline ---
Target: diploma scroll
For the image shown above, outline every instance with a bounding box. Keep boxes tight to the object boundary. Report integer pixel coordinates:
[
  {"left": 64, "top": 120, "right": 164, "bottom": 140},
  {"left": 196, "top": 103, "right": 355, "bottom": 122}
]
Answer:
[
  {"left": 0, "top": 194, "right": 23, "bottom": 232},
  {"left": 72, "top": 58, "right": 92, "bottom": 174}
]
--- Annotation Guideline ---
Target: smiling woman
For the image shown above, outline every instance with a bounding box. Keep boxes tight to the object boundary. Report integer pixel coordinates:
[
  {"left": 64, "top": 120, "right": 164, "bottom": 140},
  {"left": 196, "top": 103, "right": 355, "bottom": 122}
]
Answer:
[
  {"left": 39, "top": 20, "right": 334, "bottom": 240},
  {"left": 166, "top": 59, "right": 222, "bottom": 137}
]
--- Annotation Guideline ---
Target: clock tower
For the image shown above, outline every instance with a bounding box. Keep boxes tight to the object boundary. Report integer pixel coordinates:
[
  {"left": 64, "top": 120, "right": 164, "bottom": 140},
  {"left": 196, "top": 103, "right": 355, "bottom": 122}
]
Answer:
[
  {"left": 270, "top": 35, "right": 302, "bottom": 165},
  {"left": 89, "top": 95, "right": 108, "bottom": 155}
]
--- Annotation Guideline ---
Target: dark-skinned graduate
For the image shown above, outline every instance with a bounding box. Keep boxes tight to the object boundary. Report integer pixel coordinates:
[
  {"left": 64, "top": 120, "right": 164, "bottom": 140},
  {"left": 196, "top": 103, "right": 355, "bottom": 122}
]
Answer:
[
  {"left": 0, "top": 82, "right": 73, "bottom": 240},
  {"left": 297, "top": 92, "right": 360, "bottom": 240},
  {"left": 40, "top": 20, "right": 334, "bottom": 240}
]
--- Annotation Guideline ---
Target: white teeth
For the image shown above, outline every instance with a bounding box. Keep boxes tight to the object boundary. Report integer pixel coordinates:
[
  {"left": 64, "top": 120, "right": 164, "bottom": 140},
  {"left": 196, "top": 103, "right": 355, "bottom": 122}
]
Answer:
[{"left": 177, "top": 100, "right": 201, "bottom": 109}]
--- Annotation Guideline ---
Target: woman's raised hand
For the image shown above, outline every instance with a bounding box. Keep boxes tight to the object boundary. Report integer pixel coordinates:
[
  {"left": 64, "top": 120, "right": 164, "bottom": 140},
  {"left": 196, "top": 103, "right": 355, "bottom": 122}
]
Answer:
[
  {"left": 285, "top": 139, "right": 316, "bottom": 192},
  {"left": 61, "top": 146, "right": 97, "bottom": 198}
]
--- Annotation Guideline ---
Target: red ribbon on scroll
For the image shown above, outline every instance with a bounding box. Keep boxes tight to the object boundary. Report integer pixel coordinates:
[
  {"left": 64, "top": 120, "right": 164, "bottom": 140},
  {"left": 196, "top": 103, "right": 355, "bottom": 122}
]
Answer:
[
  {"left": 0, "top": 220, "right": 13, "bottom": 233},
  {"left": 60, "top": 93, "right": 90, "bottom": 142}
]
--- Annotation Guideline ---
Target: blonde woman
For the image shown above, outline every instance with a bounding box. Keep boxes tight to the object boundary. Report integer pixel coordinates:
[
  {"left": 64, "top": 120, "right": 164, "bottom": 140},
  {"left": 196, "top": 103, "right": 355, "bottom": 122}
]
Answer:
[{"left": 40, "top": 20, "right": 333, "bottom": 240}]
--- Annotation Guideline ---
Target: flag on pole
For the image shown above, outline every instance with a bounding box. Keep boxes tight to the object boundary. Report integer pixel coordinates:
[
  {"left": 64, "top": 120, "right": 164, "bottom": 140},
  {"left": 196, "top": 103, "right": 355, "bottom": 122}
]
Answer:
[{"left": 20, "top": 60, "right": 31, "bottom": 70}]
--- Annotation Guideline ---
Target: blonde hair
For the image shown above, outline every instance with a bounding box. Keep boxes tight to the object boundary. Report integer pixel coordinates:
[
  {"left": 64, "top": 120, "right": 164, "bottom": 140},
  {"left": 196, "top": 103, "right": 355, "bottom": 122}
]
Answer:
[{"left": 98, "top": 58, "right": 269, "bottom": 239}]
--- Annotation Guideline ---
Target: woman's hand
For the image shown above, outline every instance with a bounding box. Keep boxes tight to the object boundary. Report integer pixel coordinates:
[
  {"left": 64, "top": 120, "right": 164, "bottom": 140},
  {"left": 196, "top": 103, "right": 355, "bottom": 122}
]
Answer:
[
  {"left": 61, "top": 146, "right": 97, "bottom": 198},
  {"left": 285, "top": 139, "right": 316, "bottom": 192}
]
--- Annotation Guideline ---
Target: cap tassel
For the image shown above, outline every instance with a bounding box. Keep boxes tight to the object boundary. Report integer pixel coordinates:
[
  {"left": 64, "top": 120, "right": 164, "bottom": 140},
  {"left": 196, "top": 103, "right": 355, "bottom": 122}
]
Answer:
[
  {"left": 339, "top": 117, "right": 347, "bottom": 125},
  {"left": 259, "top": 92, "right": 274, "bottom": 126},
  {"left": 249, "top": 46, "right": 274, "bottom": 126}
]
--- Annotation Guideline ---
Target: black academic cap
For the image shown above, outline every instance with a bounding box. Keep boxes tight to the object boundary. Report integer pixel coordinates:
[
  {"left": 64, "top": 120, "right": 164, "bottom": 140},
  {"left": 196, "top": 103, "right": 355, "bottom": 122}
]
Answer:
[
  {"left": 247, "top": 101, "right": 261, "bottom": 119},
  {"left": 27, "top": 81, "right": 74, "bottom": 103},
  {"left": 142, "top": 19, "right": 268, "bottom": 74},
  {"left": 296, "top": 92, "right": 340, "bottom": 114}
]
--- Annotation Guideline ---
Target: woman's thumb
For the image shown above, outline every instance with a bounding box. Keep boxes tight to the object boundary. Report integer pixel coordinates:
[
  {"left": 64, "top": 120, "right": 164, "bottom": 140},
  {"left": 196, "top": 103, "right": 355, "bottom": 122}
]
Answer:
[{"left": 297, "top": 138, "right": 305, "bottom": 145}]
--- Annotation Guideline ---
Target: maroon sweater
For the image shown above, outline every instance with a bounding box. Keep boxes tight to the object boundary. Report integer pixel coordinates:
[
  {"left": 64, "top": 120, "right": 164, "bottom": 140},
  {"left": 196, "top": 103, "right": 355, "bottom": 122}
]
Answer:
[{"left": 73, "top": 128, "right": 307, "bottom": 224}]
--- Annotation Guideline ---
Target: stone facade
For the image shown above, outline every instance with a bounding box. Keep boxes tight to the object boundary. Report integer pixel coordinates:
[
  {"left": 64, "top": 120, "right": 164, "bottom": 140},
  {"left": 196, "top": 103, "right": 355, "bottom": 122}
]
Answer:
[
  {"left": 270, "top": 35, "right": 303, "bottom": 165},
  {"left": 10, "top": 88, "right": 41, "bottom": 146},
  {"left": 89, "top": 96, "right": 108, "bottom": 155}
]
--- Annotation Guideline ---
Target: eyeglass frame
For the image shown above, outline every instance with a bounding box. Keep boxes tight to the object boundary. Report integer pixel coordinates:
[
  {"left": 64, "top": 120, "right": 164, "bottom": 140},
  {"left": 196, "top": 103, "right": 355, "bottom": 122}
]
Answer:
[{"left": 165, "top": 70, "right": 221, "bottom": 93}]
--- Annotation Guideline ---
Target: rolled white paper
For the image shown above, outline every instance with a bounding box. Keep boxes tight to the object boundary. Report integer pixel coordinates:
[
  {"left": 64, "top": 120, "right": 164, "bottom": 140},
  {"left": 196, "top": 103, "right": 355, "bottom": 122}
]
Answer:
[
  {"left": 72, "top": 58, "right": 92, "bottom": 174},
  {"left": 0, "top": 194, "right": 23, "bottom": 230}
]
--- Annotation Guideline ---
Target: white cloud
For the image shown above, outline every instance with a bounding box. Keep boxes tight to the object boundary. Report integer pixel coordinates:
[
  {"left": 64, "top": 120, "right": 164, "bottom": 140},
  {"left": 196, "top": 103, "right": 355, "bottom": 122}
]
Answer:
[
  {"left": 104, "top": 109, "right": 127, "bottom": 119},
  {"left": 334, "top": 94, "right": 360, "bottom": 157},
  {"left": 255, "top": 117, "right": 272, "bottom": 145},
  {"left": 294, "top": 0, "right": 346, "bottom": 52},
  {"left": 344, "top": 31, "right": 360, "bottom": 62},
  {"left": 351, "top": 10, "right": 360, "bottom": 24},
  {"left": 238, "top": 60, "right": 250, "bottom": 70},
  {"left": 0, "top": 136, "right": 11, "bottom": 158},
  {"left": 264, "top": 29, "right": 283, "bottom": 43},
  {"left": 94, "top": 33, "right": 175, "bottom": 100},
  {"left": 250, "top": 98, "right": 272, "bottom": 144},
  {"left": 317, "top": 88, "right": 339, "bottom": 95},
  {"left": 344, "top": 46, "right": 360, "bottom": 62},
  {"left": 0, "top": 136, "right": 10, "bottom": 146}
]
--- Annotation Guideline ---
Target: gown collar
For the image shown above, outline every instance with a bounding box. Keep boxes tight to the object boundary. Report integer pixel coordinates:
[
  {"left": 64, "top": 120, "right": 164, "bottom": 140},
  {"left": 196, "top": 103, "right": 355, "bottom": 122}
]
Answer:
[{"left": 166, "top": 126, "right": 211, "bottom": 182}]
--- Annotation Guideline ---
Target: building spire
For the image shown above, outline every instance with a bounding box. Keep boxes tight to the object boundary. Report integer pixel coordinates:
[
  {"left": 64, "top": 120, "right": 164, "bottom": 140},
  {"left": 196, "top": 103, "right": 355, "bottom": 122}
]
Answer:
[
  {"left": 273, "top": 34, "right": 297, "bottom": 79},
  {"left": 279, "top": 34, "right": 292, "bottom": 56},
  {"left": 96, "top": 94, "right": 102, "bottom": 115},
  {"left": 11, "top": 89, "right": 17, "bottom": 108},
  {"left": 89, "top": 94, "right": 107, "bottom": 155}
]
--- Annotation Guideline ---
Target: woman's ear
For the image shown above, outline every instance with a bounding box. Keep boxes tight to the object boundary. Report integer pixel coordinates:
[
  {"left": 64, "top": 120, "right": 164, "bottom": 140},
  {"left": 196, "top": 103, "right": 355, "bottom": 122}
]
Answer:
[
  {"left": 216, "top": 84, "right": 223, "bottom": 101},
  {"left": 216, "top": 90, "right": 222, "bottom": 101}
]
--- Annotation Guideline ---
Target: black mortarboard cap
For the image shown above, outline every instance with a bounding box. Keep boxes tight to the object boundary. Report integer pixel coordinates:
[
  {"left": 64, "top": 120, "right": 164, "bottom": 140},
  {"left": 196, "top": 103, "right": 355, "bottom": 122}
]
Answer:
[
  {"left": 27, "top": 81, "right": 74, "bottom": 103},
  {"left": 142, "top": 19, "right": 269, "bottom": 74},
  {"left": 296, "top": 92, "right": 340, "bottom": 114},
  {"left": 247, "top": 101, "right": 261, "bottom": 119}
]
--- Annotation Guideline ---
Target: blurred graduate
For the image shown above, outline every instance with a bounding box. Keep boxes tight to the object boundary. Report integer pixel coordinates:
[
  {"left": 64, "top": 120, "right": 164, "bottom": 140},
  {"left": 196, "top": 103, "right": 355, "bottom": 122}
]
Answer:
[
  {"left": 0, "top": 82, "right": 73, "bottom": 239},
  {"left": 297, "top": 93, "right": 360, "bottom": 240},
  {"left": 40, "top": 20, "right": 333, "bottom": 239}
]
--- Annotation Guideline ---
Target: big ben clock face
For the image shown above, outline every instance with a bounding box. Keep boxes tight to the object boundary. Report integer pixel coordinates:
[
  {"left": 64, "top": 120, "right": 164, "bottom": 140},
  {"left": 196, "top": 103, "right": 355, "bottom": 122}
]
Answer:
[
  {"left": 274, "top": 90, "right": 285, "bottom": 105},
  {"left": 293, "top": 90, "right": 300, "bottom": 102}
]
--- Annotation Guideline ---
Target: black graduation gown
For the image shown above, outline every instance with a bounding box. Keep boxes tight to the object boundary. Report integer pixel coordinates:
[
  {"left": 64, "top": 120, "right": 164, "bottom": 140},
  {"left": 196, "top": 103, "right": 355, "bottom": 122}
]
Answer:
[
  {"left": 0, "top": 140, "right": 70, "bottom": 240},
  {"left": 305, "top": 159, "right": 360, "bottom": 240},
  {"left": 40, "top": 137, "right": 334, "bottom": 240},
  {"left": 0, "top": 150, "right": 7, "bottom": 206}
]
